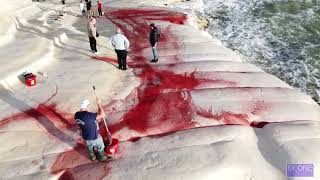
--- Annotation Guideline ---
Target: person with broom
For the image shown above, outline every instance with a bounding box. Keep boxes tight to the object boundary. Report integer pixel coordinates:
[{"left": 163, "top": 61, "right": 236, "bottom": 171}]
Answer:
[{"left": 75, "top": 99, "right": 112, "bottom": 161}]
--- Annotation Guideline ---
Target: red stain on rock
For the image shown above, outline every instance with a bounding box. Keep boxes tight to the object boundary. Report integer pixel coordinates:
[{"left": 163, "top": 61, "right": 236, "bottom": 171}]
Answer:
[
  {"left": 58, "top": 170, "right": 75, "bottom": 180},
  {"left": 197, "top": 101, "right": 269, "bottom": 128},
  {"left": 251, "top": 101, "right": 267, "bottom": 115},
  {"left": 250, "top": 121, "right": 269, "bottom": 128},
  {"left": 100, "top": 9, "right": 246, "bottom": 140},
  {"left": 102, "top": 9, "right": 199, "bottom": 139},
  {"left": 196, "top": 106, "right": 251, "bottom": 125},
  {"left": 51, "top": 8, "right": 191, "bottom": 177}
]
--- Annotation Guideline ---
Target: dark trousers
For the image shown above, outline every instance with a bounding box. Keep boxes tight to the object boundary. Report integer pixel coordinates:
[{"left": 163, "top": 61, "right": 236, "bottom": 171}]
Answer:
[
  {"left": 115, "top": 50, "right": 127, "bottom": 70},
  {"left": 89, "top": 37, "right": 97, "bottom": 52},
  {"left": 98, "top": 9, "right": 102, "bottom": 16}
]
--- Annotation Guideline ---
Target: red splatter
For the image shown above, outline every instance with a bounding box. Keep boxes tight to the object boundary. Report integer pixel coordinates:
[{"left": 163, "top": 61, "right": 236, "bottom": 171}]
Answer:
[
  {"left": 196, "top": 106, "right": 251, "bottom": 125},
  {"left": 99, "top": 9, "right": 200, "bottom": 140},
  {"left": 98, "top": 8, "right": 245, "bottom": 140},
  {"left": 251, "top": 101, "right": 267, "bottom": 115},
  {"left": 250, "top": 121, "right": 269, "bottom": 128},
  {"left": 58, "top": 171, "right": 75, "bottom": 180},
  {"left": 127, "top": 136, "right": 142, "bottom": 142}
]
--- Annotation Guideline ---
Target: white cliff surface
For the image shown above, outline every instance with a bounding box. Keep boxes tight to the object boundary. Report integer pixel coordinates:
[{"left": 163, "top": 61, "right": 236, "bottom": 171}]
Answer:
[{"left": 0, "top": 0, "right": 319, "bottom": 180}]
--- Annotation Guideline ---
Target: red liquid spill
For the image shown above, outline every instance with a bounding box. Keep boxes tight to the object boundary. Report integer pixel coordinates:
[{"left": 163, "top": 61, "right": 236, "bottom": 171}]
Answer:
[
  {"left": 96, "top": 8, "right": 269, "bottom": 141},
  {"left": 196, "top": 106, "right": 250, "bottom": 125},
  {"left": 250, "top": 121, "right": 269, "bottom": 128},
  {"left": 52, "top": 8, "right": 191, "bottom": 178}
]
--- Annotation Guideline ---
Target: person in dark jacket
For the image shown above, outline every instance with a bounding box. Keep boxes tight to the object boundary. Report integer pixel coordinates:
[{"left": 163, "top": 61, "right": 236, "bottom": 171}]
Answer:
[
  {"left": 149, "top": 23, "right": 160, "bottom": 62},
  {"left": 86, "top": 0, "right": 92, "bottom": 17}
]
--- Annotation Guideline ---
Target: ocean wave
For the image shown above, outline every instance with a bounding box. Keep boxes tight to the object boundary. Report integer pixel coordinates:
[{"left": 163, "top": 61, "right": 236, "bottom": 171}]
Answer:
[{"left": 202, "top": 0, "right": 320, "bottom": 103}]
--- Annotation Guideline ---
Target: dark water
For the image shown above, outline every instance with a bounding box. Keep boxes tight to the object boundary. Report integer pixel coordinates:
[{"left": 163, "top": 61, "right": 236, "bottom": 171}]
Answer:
[{"left": 202, "top": 0, "right": 320, "bottom": 103}]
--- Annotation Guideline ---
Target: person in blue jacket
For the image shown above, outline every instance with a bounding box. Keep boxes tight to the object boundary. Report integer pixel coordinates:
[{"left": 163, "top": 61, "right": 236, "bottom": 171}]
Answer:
[{"left": 149, "top": 23, "right": 160, "bottom": 62}]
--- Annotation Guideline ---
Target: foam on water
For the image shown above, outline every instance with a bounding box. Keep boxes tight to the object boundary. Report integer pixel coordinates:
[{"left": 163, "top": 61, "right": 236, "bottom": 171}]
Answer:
[{"left": 202, "top": 0, "right": 320, "bottom": 102}]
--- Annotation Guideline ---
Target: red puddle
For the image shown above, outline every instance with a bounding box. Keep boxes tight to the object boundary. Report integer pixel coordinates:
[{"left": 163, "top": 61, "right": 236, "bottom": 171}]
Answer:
[
  {"left": 103, "top": 9, "right": 201, "bottom": 138},
  {"left": 101, "top": 8, "right": 267, "bottom": 141}
]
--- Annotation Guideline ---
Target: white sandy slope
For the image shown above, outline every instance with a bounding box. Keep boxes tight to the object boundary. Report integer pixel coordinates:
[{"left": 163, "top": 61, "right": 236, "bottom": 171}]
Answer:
[{"left": 0, "top": 0, "right": 319, "bottom": 180}]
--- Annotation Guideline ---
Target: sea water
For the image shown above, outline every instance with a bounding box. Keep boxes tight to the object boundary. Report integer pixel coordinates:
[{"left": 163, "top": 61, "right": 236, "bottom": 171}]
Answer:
[{"left": 202, "top": 0, "right": 320, "bottom": 103}]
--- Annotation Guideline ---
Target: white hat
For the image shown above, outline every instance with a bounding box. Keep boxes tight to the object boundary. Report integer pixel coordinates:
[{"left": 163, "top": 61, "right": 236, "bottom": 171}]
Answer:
[{"left": 80, "top": 99, "right": 90, "bottom": 109}]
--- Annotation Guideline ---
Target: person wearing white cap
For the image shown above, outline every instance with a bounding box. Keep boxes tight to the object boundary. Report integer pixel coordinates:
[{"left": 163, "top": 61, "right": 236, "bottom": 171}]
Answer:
[{"left": 74, "top": 99, "right": 111, "bottom": 161}]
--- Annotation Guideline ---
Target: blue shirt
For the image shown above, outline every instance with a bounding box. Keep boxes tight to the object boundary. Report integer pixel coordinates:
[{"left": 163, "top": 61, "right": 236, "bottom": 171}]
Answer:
[{"left": 75, "top": 111, "right": 98, "bottom": 140}]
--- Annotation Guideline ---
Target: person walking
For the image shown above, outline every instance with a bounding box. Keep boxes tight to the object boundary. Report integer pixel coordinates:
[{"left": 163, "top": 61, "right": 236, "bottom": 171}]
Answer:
[
  {"left": 75, "top": 99, "right": 111, "bottom": 162},
  {"left": 80, "top": 1, "right": 86, "bottom": 17},
  {"left": 97, "top": 1, "right": 103, "bottom": 17},
  {"left": 87, "top": 17, "right": 98, "bottom": 53},
  {"left": 110, "top": 28, "right": 130, "bottom": 70},
  {"left": 149, "top": 23, "right": 160, "bottom": 62}
]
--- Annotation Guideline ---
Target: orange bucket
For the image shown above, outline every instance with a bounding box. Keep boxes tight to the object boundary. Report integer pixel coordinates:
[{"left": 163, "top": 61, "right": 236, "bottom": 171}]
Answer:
[{"left": 105, "top": 138, "right": 119, "bottom": 155}]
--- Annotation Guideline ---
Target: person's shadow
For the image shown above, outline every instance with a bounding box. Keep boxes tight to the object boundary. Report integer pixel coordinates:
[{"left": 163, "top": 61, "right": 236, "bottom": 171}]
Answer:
[{"left": 0, "top": 85, "right": 89, "bottom": 161}]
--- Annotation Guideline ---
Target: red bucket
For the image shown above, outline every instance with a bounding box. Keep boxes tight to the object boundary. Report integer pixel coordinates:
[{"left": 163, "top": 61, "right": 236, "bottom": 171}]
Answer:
[
  {"left": 105, "top": 138, "right": 119, "bottom": 156},
  {"left": 25, "top": 74, "right": 36, "bottom": 86}
]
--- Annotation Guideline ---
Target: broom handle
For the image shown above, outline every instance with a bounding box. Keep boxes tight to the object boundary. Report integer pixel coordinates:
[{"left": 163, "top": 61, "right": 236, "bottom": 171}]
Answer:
[{"left": 93, "top": 86, "right": 112, "bottom": 140}]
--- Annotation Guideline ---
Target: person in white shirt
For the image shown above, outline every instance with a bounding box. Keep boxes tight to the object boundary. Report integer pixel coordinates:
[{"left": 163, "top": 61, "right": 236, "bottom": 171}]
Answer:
[
  {"left": 80, "top": 1, "right": 86, "bottom": 16},
  {"left": 110, "top": 28, "right": 130, "bottom": 70}
]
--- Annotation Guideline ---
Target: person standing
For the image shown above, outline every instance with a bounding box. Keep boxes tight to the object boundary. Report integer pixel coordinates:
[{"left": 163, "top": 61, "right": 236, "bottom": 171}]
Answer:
[
  {"left": 149, "top": 23, "right": 160, "bottom": 62},
  {"left": 80, "top": 1, "right": 86, "bottom": 17},
  {"left": 86, "top": 0, "right": 92, "bottom": 17},
  {"left": 110, "top": 28, "right": 130, "bottom": 70},
  {"left": 97, "top": 1, "right": 103, "bottom": 17},
  {"left": 75, "top": 99, "right": 111, "bottom": 162},
  {"left": 87, "top": 17, "right": 97, "bottom": 53}
]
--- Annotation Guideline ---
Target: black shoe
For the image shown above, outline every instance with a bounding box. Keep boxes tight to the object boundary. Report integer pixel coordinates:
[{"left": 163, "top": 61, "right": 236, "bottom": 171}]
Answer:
[
  {"left": 151, "top": 59, "right": 156, "bottom": 63},
  {"left": 155, "top": 58, "right": 158, "bottom": 62},
  {"left": 122, "top": 67, "right": 127, "bottom": 70}
]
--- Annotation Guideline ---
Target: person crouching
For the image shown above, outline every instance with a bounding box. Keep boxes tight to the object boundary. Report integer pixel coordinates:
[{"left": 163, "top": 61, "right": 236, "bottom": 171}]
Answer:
[{"left": 75, "top": 99, "right": 111, "bottom": 161}]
